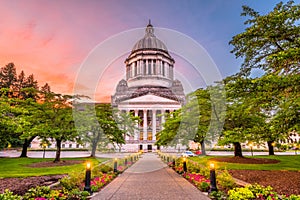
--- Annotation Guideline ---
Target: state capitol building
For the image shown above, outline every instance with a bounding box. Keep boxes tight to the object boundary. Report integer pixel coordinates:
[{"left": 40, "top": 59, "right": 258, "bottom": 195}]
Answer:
[{"left": 111, "top": 22, "right": 186, "bottom": 152}]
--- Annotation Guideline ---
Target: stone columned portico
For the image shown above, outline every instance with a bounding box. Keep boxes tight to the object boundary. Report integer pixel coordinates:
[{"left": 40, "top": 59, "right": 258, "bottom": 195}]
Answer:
[{"left": 112, "top": 22, "right": 185, "bottom": 152}]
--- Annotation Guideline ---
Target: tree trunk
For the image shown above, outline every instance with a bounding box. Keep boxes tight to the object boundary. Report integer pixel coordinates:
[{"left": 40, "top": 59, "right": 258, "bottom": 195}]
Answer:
[
  {"left": 54, "top": 139, "right": 61, "bottom": 162},
  {"left": 267, "top": 141, "right": 275, "bottom": 155},
  {"left": 233, "top": 142, "right": 243, "bottom": 157},
  {"left": 20, "top": 136, "right": 35, "bottom": 158},
  {"left": 200, "top": 141, "right": 206, "bottom": 155},
  {"left": 90, "top": 140, "right": 97, "bottom": 158}
]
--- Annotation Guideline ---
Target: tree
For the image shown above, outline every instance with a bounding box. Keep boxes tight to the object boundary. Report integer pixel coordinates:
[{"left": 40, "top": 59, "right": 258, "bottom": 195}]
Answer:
[
  {"left": 156, "top": 85, "right": 225, "bottom": 155},
  {"left": 230, "top": 1, "right": 300, "bottom": 76},
  {"left": 74, "top": 103, "right": 124, "bottom": 157},
  {"left": 221, "top": 74, "right": 300, "bottom": 156},
  {"left": 34, "top": 92, "right": 78, "bottom": 162},
  {"left": 0, "top": 94, "right": 18, "bottom": 149},
  {"left": 219, "top": 77, "right": 267, "bottom": 157},
  {"left": 156, "top": 110, "right": 182, "bottom": 148},
  {"left": 15, "top": 97, "right": 42, "bottom": 157},
  {"left": 113, "top": 110, "right": 140, "bottom": 152},
  {"left": 181, "top": 89, "right": 210, "bottom": 155},
  {"left": 0, "top": 63, "right": 17, "bottom": 89}
]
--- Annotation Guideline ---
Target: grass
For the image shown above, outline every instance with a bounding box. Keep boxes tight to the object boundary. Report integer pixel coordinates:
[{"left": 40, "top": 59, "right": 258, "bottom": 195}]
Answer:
[
  {"left": 0, "top": 157, "right": 108, "bottom": 178},
  {"left": 189, "top": 155, "right": 300, "bottom": 171}
]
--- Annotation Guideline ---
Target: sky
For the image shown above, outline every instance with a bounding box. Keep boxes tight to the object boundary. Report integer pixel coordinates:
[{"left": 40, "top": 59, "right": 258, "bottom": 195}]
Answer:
[{"left": 0, "top": 0, "right": 298, "bottom": 102}]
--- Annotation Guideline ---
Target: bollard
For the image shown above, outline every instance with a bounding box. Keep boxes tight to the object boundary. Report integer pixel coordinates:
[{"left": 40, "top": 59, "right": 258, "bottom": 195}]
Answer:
[
  {"left": 113, "top": 158, "right": 118, "bottom": 173},
  {"left": 208, "top": 163, "right": 218, "bottom": 193},
  {"left": 183, "top": 157, "right": 187, "bottom": 173},
  {"left": 84, "top": 162, "right": 92, "bottom": 194},
  {"left": 125, "top": 157, "right": 128, "bottom": 166}
]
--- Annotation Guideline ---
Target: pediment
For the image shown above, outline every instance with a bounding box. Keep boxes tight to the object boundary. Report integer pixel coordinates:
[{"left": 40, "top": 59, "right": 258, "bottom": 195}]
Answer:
[{"left": 120, "top": 94, "right": 179, "bottom": 104}]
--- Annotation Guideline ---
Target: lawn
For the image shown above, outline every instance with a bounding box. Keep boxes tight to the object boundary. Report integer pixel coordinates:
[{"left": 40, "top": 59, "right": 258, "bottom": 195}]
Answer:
[
  {"left": 0, "top": 157, "right": 107, "bottom": 178},
  {"left": 189, "top": 155, "right": 300, "bottom": 171}
]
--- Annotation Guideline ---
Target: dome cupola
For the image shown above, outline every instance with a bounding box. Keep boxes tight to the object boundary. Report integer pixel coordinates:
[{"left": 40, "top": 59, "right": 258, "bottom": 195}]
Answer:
[
  {"left": 125, "top": 21, "right": 175, "bottom": 88},
  {"left": 132, "top": 22, "right": 168, "bottom": 52}
]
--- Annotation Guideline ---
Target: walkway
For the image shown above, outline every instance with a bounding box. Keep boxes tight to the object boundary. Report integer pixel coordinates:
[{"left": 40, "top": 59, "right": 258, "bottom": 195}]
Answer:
[{"left": 92, "top": 153, "right": 210, "bottom": 200}]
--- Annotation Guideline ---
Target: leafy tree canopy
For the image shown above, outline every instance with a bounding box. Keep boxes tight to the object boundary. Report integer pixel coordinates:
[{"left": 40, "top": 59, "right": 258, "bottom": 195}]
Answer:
[{"left": 230, "top": 1, "right": 300, "bottom": 76}]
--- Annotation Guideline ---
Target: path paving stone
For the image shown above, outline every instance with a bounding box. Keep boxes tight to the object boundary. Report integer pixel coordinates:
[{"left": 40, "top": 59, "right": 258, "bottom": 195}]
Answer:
[{"left": 92, "top": 153, "right": 210, "bottom": 200}]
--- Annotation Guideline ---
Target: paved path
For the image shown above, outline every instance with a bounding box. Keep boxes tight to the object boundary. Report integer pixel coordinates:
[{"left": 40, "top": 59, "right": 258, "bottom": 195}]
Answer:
[{"left": 92, "top": 153, "right": 210, "bottom": 200}]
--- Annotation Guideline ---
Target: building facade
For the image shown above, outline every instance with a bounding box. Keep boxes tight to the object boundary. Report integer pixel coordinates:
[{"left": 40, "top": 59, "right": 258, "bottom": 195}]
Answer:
[{"left": 112, "top": 22, "right": 185, "bottom": 152}]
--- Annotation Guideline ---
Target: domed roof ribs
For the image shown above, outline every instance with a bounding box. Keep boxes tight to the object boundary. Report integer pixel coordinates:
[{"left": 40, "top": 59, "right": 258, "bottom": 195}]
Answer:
[{"left": 131, "top": 21, "right": 168, "bottom": 52}]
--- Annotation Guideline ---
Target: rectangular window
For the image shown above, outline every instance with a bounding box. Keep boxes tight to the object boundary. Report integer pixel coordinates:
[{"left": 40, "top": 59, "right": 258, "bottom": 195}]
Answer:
[
  {"left": 147, "top": 132, "right": 152, "bottom": 140},
  {"left": 139, "top": 132, "right": 143, "bottom": 140},
  {"left": 69, "top": 144, "right": 72, "bottom": 148}
]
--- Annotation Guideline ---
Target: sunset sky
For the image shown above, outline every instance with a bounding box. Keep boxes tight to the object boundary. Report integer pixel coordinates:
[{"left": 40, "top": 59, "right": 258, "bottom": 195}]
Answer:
[{"left": 0, "top": 0, "right": 297, "bottom": 102}]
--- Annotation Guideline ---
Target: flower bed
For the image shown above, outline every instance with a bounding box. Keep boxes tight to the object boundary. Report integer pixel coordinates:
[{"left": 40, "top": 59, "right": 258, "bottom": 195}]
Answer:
[
  {"left": 158, "top": 151, "right": 300, "bottom": 200},
  {"left": 0, "top": 153, "right": 141, "bottom": 200}
]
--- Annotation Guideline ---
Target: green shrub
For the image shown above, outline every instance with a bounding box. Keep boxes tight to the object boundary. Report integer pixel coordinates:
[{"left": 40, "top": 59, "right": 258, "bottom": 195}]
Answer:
[
  {"left": 217, "top": 170, "right": 236, "bottom": 190},
  {"left": 68, "top": 189, "right": 90, "bottom": 199},
  {"left": 60, "top": 170, "right": 85, "bottom": 191},
  {"left": 246, "top": 183, "right": 276, "bottom": 199},
  {"left": 94, "top": 164, "right": 113, "bottom": 174},
  {"left": 209, "top": 190, "right": 227, "bottom": 200},
  {"left": 198, "top": 181, "right": 210, "bottom": 192},
  {"left": 228, "top": 187, "right": 255, "bottom": 200},
  {"left": 23, "top": 186, "right": 52, "bottom": 200},
  {"left": 282, "top": 194, "right": 300, "bottom": 200},
  {"left": 187, "top": 162, "right": 200, "bottom": 173},
  {"left": 199, "top": 166, "right": 210, "bottom": 179},
  {"left": 0, "top": 189, "right": 21, "bottom": 200}
]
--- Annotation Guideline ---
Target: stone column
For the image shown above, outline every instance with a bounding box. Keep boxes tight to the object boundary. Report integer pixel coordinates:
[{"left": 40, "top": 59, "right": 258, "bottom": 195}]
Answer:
[
  {"left": 146, "top": 60, "right": 148, "bottom": 75},
  {"left": 125, "top": 110, "right": 130, "bottom": 141},
  {"left": 161, "top": 110, "right": 165, "bottom": 130},
  {"left": 152, "top": 110, "right": 156, "bottom": 141},
  {"left": 134, "top": 110, "right": 138, "bottom": 140},
  {"left": 143, "top": 109, "right": 147, "bottom": 140},
  {"left": 158, "top": 60, "right": 161, "bottom": 75},
  {"left": 151, "top": 59, "right": 154, "bottom": 75},
  {"left": 165, "top": 63, "right": 169, "bottom": 78}
]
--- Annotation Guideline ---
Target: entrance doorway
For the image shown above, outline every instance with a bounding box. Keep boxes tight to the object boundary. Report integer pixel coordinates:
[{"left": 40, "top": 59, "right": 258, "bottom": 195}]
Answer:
[
  {"left": 139, "top": 144, "right": 143, "bottom": 151},
  {"left": 147, "top": 145, "right": 152, "bottom": 152}
]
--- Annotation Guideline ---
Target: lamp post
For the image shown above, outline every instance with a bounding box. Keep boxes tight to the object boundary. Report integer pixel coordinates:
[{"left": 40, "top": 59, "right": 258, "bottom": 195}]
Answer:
[
  {"left": 172, "top": 156, "right": 176, "bottom": 167},
  {"left": 208, "top": 162, "right": 218, "bottom": 193},
  {"left": 84, "top": 162, "right": 92, "bottom": 194},
  {"left": 113, "top": 158, "right": 118, "bottom": 173},
  {"left": 183, "top": 156, "right": 187, "bottom": 173},
  {"left": 249, "top": 143, "right": 253, "bottom": 157},
  {"left": 125, "top": 156, "right": 128, "bottom": 166}
]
